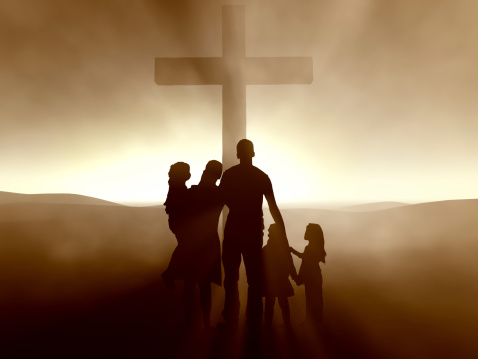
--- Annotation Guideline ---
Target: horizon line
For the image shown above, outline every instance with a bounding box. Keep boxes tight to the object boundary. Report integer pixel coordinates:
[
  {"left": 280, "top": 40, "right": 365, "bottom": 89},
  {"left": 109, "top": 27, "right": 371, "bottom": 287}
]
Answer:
[{"left": 3, "top": 190, "right": 478, "bottom": 209}]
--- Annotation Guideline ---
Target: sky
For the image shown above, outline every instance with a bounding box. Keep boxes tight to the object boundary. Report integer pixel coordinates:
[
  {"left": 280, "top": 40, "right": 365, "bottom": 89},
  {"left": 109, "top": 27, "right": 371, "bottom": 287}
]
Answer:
[{"left": 1, "top": 0, "right": 478, "bottom": 205}]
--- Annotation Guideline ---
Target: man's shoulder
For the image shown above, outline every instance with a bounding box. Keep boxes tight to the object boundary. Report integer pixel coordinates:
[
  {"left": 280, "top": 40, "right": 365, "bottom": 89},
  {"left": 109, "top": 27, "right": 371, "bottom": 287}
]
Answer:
[
  {"left": 224, "top": 164, "right": 269, "bottom": 177},
  {"left": 251, "top": 165, "right": 269, "bottom": 177},
  {"left": 250, "top": 166, "right": 271, "bottom": 185},
  {"left": 223, "top": 164, "right": 241, "bottom": 174}
]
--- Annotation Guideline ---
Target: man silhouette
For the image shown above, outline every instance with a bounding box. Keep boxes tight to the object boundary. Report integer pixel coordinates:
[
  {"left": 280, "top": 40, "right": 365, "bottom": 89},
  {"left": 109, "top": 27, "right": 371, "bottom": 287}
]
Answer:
[{"left": 220, "top": 139, "right": 290, "bottom": 328}]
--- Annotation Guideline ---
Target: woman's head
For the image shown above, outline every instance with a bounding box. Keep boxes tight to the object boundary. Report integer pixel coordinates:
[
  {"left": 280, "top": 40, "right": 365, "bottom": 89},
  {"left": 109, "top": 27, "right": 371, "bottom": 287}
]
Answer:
[
  {"left": 168, "top": 162, "right": 191, "bottom": 183},
  {"left": 201, "top": 160, "right": 222, "bottom": 183}
]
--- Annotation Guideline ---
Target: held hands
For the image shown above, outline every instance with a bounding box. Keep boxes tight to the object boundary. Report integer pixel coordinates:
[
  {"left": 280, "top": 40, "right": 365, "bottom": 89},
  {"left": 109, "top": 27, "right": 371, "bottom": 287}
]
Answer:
[
  {"left": 292, "top": 273, "right": 303, "bottom": 286},
  {"left": 289, "top": 247, "right": 303, "bottom": 285},
  {"left": 290, "top": 246, "right": 301, "bottom": 257}
]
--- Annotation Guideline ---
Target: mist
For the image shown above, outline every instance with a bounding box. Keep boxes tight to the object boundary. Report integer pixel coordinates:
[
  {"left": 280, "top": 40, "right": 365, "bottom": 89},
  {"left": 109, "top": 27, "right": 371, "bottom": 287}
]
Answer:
[{"left": 2, "top": 0, "right": 478, "bottom": 202}]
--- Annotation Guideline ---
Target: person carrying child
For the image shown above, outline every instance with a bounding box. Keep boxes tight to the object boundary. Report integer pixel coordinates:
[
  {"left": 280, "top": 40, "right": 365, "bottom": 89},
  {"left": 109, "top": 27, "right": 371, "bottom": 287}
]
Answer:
[
  {"left": 161, "top": 162, "right": 192, "bottom": 290},
  {"left": 162, "top": 161, "right": 224, "bottom": 330},
  {"left": 290, "top": 223, "right": 327, "bottom": 326},
  {"left": 262, "top": 223, "right": 300, "bottom": 327}
]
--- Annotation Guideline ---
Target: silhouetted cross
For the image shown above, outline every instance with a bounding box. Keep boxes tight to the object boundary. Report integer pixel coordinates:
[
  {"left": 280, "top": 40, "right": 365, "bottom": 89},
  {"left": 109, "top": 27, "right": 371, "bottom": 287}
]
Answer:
[{"left": 155, "top": 5, "right": 313, "bottom": 170}]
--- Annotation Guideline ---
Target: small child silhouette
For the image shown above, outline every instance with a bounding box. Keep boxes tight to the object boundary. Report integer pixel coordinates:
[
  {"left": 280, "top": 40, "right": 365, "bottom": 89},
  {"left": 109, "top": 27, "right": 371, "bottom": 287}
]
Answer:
[
  {"left": 262, "top": 224, "right": 300, "bottom": 327},
  {"left": 290, "top": 223, "right": 326, "bottom": 326}
]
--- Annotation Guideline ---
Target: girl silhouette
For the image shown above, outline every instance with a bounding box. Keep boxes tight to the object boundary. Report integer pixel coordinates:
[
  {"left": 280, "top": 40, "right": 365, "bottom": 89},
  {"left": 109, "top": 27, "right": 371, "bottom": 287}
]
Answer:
[
  {"left": 290, "top": 223, "right": 326, "bottom": 326},
  {"left": 262, "top": 223, "right": 299, "bottom": 327}
]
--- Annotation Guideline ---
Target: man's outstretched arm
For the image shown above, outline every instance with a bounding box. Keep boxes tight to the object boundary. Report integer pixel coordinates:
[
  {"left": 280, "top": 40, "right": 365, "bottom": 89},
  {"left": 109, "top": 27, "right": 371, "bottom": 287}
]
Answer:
[
  {"left": 265, "top": 192, "right": 286, "bottom": 233},
  {"left": 265, "top": 190, "right": 292, "bottom": 249},
  {"left": 265, "top": 191, "right": 300, "bottom": 281}
]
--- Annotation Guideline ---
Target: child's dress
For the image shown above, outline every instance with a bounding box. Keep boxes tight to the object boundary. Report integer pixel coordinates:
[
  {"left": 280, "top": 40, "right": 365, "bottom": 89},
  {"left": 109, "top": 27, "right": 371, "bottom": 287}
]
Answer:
[
  {"left": 298, "top": 242, "right": 325, "bottom": 323},
  {"left": 262, "top": 242, "right": 295, "bottom": 298}
]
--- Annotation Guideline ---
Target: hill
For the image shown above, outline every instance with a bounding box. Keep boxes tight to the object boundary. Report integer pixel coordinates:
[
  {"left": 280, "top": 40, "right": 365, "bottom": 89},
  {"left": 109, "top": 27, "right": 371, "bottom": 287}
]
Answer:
[
  {"left": 0, "top": 191, "right": 122, "bottom": 206},
  {"left": 338, "top": 201, "right": 409, "bottom": 212}
]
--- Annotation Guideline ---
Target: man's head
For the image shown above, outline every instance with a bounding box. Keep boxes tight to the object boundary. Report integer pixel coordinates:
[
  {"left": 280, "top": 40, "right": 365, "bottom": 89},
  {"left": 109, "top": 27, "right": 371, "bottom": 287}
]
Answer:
[{"left": 236, "top": 139, "right": 255, "bottom": 160}]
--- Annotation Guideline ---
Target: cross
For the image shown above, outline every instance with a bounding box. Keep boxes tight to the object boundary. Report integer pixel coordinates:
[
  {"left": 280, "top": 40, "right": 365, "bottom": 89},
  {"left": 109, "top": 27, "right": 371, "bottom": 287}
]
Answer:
[{"left": 155, "top": 5, "right": 313, "bottom": 171}]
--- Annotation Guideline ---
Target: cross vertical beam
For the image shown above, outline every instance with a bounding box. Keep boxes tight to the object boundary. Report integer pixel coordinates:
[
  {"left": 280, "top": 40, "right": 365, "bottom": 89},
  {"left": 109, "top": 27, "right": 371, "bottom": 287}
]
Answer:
[{"left": 222, "top": 6, "right": 246, "bottom": 171}]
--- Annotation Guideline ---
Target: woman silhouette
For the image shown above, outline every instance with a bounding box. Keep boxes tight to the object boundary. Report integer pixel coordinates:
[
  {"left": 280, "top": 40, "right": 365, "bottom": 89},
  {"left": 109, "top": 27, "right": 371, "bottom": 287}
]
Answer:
[{"left": 185, "top": 160, "right": 223, "bottom": 330}]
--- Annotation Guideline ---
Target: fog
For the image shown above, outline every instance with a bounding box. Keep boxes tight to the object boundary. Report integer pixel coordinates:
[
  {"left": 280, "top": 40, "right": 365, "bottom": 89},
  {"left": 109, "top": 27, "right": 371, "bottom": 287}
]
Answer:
[{"left": 2, "top": 0, "right": 478, "bottom": 203}]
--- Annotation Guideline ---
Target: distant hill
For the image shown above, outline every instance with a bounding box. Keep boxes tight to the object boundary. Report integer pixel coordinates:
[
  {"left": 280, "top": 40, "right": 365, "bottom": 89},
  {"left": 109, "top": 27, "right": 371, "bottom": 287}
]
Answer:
[
  {"left": 0, "top": 191, "right": 122, "bottom": 206},
  {"left": 339, "top": 201, "right": 409, "bottom": 212}
]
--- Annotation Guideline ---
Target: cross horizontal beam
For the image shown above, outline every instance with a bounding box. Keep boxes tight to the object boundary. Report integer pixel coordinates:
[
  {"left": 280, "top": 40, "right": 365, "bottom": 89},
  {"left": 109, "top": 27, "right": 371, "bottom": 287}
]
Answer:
[
  {"left": 244, "top": 57, "right": 313, "bottom": 85},
  {"left": 155, "top": 57, "right": 313, "bottom": 86},
  {"left": 155, "top": 58, "right": 223, "bottom": 85}
]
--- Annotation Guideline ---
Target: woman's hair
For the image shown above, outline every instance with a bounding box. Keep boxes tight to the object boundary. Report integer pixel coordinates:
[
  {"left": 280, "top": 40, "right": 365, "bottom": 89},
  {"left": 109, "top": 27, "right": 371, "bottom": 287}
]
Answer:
[
  {"left": 169, "top": 162, "right": 191, "bottom": 182},
  {"left": 201, "top": 160, "right": 222, "bottom": 182}
]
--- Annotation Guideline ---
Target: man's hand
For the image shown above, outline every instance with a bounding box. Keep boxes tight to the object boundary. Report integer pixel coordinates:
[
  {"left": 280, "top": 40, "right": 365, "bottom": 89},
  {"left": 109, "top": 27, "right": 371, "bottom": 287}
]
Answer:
[{"left": 290, "top": 247, "right": 302, "bottom": 258}]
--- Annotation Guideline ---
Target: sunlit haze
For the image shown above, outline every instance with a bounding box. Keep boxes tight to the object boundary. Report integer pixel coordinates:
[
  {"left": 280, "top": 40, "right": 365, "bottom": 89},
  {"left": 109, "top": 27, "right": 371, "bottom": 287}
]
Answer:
[{"left": 2, "top": 0, "right": 478, "bottom": 205}]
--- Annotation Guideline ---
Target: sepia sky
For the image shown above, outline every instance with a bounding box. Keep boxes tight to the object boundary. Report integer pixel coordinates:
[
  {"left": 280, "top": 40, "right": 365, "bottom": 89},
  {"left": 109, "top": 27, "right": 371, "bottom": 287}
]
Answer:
[{"left": 1, "top": 0, "right": 478, "bottom": 205}]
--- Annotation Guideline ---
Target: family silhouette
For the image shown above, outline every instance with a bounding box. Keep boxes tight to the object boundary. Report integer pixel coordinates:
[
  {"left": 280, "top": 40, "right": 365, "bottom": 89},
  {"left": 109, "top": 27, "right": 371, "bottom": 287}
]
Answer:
[{"left": 162, "top": 139, "right": 326, "bottom": 333}]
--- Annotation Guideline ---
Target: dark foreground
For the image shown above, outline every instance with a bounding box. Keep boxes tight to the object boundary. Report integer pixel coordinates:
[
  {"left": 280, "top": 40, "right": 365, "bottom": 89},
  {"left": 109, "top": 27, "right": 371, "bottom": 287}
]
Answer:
[
  {"left": 1, "top": 201, "right": 478, "bottom": 358},
  {"left": 0, "top": 278, "right": 376, "bottom": 359}
]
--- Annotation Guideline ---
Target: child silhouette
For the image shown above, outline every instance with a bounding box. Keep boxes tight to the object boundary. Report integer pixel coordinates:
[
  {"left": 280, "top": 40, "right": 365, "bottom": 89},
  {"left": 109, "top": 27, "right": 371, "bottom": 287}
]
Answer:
[
  {"left": 262, "top": 224, "right": 299, "bottom": 327},
  {"left": 290, "top": 223, "right": 326, "bottom": 326}
]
